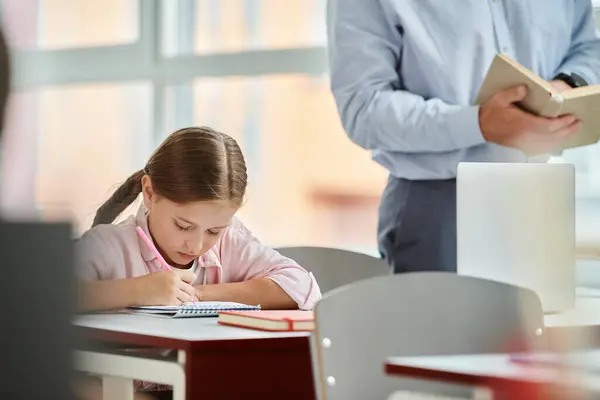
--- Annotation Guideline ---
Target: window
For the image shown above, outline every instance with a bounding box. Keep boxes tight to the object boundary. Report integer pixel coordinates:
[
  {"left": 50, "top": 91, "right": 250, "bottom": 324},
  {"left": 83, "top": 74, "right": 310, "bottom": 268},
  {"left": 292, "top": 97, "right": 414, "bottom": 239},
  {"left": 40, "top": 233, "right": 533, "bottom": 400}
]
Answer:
[
  {"left": 3, "top": 0, "right": 381, "bottom": 252},
  {"left": 2, "top": 0, "right": 139, "bottom": 49},
  {"left": 3, "top": 83, "right": 152, "bottom": 232},
  {"left": 164, "top": 74, "right": 387, "bottom": 246},
  {"left": 162, "top": 0, "right": 327, "bottom": 56}
]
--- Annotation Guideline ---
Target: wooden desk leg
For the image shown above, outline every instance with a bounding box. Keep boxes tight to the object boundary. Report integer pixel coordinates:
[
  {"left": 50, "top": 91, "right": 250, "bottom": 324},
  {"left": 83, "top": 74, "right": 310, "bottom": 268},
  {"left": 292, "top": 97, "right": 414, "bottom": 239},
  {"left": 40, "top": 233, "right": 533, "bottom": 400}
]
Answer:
[
  {"left": 103, "top": 376, "right": 134, "bottom": 400},
  {"left": 172, "top": 387, "right": 186, "bottom": 400},
  {"left": 172, "top": 351, "right": 186, "bottom": 400},
  {"left": 473, "top": 387, "right": 494, "bottom": 400}
]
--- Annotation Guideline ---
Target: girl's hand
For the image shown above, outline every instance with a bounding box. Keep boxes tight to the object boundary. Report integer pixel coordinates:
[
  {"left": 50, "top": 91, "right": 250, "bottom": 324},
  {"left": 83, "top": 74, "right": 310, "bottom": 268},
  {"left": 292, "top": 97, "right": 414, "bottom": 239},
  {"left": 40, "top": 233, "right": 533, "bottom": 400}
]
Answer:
[{"left": 133, "top": 270, "right": 197, "bottom": 306}]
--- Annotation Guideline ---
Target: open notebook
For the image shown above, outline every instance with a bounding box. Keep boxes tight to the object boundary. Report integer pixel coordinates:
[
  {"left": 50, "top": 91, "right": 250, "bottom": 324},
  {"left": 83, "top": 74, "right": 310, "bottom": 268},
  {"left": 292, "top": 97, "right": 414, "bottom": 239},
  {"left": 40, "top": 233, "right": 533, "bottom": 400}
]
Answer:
[{"left": 128, "top": 301, "right": 260, "bottom": 318}]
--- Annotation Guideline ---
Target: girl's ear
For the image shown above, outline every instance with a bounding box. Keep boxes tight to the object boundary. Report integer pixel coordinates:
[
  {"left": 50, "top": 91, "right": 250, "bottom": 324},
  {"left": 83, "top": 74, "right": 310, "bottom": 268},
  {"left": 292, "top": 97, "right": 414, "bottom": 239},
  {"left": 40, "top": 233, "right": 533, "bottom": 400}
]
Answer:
[{"left": 141, "top": 175, "right": 155, "bottom": 211}]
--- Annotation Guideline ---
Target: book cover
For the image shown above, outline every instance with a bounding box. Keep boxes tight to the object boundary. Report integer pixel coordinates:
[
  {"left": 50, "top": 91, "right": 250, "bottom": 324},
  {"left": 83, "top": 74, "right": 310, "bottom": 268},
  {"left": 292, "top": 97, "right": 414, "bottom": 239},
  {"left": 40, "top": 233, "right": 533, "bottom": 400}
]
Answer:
[{"left": 218, "top": 310, "right": 314, "bottom": 332}]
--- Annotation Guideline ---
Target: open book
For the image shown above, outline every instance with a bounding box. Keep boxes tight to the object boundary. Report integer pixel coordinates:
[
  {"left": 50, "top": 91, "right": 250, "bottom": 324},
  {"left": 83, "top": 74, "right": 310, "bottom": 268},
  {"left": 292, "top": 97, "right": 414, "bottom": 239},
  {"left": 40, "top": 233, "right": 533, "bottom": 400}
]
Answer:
[
  {"left": 128, "top": 301, "right": 260, "bottom": 318},
  {"left": 476, "top": 53, "right": 600, "bottom": 151}
]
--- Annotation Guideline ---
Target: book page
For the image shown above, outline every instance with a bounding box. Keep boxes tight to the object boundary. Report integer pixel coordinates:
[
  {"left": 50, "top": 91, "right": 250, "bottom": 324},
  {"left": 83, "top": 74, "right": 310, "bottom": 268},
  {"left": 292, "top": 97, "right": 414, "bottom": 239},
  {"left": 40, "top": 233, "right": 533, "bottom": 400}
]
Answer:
[
  {"left": 559, "top": 91, "right": 600, "bottom": 149},
  {"left": 476, "top": 54, "right": 555, "bottom": 117}
]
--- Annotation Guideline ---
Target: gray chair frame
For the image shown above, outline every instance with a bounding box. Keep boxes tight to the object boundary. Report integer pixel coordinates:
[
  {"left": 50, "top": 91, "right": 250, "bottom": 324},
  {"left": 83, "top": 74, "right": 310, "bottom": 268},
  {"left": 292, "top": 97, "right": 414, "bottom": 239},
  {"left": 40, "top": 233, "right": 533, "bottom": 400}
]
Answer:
[{"left": 275, "top": 246, "right": 390, "bottom": 293}]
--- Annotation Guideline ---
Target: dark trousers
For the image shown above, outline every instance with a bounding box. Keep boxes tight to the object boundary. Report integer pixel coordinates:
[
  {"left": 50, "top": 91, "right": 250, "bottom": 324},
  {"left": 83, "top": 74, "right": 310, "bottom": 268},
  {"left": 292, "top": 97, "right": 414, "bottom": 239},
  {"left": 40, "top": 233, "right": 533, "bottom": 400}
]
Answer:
[{"left": 377, "top": 175, "right": 457, "bottom": 274}]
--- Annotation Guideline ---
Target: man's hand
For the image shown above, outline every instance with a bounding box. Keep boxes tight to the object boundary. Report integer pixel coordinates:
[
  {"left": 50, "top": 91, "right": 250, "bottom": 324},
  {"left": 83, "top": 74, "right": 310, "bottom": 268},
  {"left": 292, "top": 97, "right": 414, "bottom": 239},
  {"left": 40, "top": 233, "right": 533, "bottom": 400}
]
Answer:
[
  {"left": 479, "top": 85, "right": 581, "bottom": 155},
  {"left": 549, "top": 80, "right": 572, "bottom": 93}
]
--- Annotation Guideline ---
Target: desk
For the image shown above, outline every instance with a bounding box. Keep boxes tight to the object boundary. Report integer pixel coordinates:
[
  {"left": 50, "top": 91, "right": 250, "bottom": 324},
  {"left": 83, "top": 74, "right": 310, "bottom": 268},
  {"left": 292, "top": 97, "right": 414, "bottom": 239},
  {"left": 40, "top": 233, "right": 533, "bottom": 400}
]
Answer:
[
  {"left": 544, "top": 298, "right": 600, "bottom": 349},
  {"left": 385, "top": 353, "right": 600, "bottom": 399},
  {"left": 75, "top": 314, "right": 315, "bottom": 400},
  {"left": 382, "top": 298, "right": 600, "bottom": 399},
  {"left": 75, "top": 297, "right": 600, "bottom": 399},
  {"left": 544, "top": 297, "right": 600, "bottom": 328}
]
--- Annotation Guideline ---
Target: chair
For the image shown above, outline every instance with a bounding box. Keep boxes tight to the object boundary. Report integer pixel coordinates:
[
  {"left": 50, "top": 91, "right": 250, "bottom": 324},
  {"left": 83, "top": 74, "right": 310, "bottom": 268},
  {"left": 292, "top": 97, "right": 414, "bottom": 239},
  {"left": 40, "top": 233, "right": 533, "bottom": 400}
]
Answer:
[
  {"left": 275, "top": 246, "right": 390, "bottom": 293},
  {"left": 310, "top": 272, "right": 545, "bottom": 400}
]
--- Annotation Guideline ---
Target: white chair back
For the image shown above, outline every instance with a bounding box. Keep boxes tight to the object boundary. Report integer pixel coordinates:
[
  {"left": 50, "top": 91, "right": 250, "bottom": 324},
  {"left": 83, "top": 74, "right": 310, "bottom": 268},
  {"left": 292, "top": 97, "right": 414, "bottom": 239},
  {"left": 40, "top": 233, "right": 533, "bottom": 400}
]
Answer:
[
  {"left": 276, "top": 246, "right": 389, "bottom": 293},
  {"left": 311, "top": 272, "right": 545, "bottom": 400}
]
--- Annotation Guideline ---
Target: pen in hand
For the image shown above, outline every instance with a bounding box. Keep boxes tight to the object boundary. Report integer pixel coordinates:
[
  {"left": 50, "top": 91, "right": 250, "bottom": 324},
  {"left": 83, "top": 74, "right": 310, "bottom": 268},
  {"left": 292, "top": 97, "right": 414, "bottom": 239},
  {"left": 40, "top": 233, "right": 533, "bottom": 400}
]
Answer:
[
  {"left": 136, "top": 226, "right": 200, "bottom": 302},
  {"left": 136, "top": 226, "right": 172, "bottom": 271}
]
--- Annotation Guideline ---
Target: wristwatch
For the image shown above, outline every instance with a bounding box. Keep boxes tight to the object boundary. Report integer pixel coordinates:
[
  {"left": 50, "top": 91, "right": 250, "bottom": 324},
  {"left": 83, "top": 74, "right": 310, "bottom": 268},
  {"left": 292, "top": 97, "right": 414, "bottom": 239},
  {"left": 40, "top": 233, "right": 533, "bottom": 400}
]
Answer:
[{"left": 553, "top": 72, "right": 588, "bottom": 88}]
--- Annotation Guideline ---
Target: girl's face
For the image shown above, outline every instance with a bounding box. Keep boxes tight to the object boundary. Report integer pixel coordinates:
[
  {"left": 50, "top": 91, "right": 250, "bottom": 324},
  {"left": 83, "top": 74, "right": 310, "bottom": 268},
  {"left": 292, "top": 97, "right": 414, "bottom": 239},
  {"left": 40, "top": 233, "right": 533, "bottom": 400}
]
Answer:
[{"left": 141, "top": 176, "right": 238, "bottom": 268}]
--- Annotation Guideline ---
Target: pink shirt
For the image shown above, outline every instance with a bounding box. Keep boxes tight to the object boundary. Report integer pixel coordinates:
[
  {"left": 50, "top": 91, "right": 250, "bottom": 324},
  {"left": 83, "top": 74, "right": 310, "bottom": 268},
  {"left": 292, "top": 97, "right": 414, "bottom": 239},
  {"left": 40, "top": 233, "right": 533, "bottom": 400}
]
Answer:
[{"left": 76, "top": 205, "right": 321, "bottom": 310}]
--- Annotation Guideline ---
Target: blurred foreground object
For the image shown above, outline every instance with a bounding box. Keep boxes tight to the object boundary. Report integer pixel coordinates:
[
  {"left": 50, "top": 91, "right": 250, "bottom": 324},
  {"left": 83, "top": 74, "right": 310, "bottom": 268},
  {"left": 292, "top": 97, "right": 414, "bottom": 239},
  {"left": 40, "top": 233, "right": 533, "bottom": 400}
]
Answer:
[{"left": 0, "top": 25, "right": 76, "bottom": 399}]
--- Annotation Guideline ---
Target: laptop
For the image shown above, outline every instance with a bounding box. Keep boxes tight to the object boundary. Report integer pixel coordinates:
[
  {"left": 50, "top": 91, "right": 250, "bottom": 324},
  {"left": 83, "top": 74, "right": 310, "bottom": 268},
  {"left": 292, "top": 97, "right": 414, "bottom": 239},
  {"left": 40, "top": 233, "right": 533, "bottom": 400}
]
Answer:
[
  {"left": 456, "top": 162, "right": 576, "bottom": 313},
  {"left": 0, "top": 221, "right": 75, "bottom": 399}
]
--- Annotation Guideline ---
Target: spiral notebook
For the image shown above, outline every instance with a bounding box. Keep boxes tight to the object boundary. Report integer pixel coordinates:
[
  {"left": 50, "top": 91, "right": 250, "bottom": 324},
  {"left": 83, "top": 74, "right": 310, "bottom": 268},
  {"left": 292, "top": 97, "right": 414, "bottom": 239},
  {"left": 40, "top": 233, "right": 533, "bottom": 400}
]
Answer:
[{"left": 128, "top": 301, "right": 260, "bottom": 318}]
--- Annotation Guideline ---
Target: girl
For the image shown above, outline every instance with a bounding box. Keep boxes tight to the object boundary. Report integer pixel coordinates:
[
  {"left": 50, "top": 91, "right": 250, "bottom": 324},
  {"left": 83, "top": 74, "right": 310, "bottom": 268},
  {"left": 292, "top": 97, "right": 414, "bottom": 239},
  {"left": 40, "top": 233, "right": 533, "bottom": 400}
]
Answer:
[{"left": 77, "top": 126, "right": 321, "bottom": 312}]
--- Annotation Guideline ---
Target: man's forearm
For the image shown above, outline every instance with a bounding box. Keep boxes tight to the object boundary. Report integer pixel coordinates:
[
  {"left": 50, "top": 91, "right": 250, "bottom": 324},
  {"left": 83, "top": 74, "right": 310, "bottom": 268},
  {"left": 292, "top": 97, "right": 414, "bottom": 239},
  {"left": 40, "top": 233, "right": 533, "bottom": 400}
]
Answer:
[
  {"left": 556, "top": 2, "right": 600, "bottom": 85},
  {"left": 328, "top": 0, "right": 486, "bottom": 154}
]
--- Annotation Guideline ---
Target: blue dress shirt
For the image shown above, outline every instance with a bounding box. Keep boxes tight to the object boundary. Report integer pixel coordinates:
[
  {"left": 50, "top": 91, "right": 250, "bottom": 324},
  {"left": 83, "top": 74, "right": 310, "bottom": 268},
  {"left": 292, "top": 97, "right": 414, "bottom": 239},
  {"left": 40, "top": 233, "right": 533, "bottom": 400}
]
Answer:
[{"left": 327, "top": 0, "right": 600, "bottom": 179}]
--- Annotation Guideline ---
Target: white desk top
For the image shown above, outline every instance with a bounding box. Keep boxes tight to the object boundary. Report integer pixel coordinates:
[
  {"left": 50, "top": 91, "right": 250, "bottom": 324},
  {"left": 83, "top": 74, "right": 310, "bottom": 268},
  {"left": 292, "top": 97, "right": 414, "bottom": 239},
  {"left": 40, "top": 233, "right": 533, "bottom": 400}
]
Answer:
[
  {"left": 74, "top": 314, "right": 309, "bottom": 342},
  {"left": 75, "top": 294, "right": 600, "bottom": 343},
  {"left": 544, "top": 297, "right": 600, "bottom": 328},
  {"left": 386, "top": 352, "right": 600, "bottom": 393}
]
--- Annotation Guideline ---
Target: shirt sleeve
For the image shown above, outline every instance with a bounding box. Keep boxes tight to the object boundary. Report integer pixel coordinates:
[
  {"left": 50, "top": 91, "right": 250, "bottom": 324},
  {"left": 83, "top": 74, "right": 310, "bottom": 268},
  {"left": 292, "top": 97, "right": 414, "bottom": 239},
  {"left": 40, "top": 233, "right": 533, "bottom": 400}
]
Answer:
[
  {"left": 74, "top": 225, "right": 116, "bottom": 282},
  {"left": 219, "top": 219, "right": 322, "bottom": 310},
  {"left": 327, "top": 0, "right": 485, "bottom": 153},
  {"left": 555, "top": 0, "right": 600, "bottom": 85}
]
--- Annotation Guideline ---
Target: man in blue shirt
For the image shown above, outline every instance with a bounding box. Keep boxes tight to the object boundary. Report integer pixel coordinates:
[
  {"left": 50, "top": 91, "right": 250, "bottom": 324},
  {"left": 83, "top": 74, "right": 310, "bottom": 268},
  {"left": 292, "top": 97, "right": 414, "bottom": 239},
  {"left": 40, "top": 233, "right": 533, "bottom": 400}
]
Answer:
[{"left": 327, "top": 0, "right": 600, "bottom": 273}]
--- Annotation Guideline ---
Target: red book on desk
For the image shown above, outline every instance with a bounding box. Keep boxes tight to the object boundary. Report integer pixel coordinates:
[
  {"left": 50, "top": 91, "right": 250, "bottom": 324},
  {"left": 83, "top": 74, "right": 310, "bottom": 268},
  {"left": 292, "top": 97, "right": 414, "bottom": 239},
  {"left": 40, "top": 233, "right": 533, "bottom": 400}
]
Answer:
[{"left": 218, "top": 310, "right": 314, "bottom": 332}]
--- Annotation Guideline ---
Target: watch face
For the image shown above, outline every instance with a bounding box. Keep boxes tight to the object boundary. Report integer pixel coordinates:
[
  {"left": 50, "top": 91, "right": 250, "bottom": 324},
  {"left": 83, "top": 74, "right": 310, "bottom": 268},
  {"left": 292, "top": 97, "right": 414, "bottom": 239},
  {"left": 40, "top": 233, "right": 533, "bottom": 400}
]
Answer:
[{"left": 570, "top": 73, "right": 588, "bottom": 88}]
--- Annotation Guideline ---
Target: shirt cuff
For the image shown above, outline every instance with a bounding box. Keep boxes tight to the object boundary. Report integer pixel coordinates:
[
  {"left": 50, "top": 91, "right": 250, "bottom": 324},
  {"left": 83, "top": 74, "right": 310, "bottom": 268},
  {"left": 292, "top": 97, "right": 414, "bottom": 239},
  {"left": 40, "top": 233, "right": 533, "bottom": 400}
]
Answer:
[
  {"left": 267, "top": 272, "right": 322, "bottom": 310},
  {"left": 448, "top": 105, "right": 486, "bottom": 149},
  {"left": 557, "top": 66, "right": 596, "bottom": 86}
]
